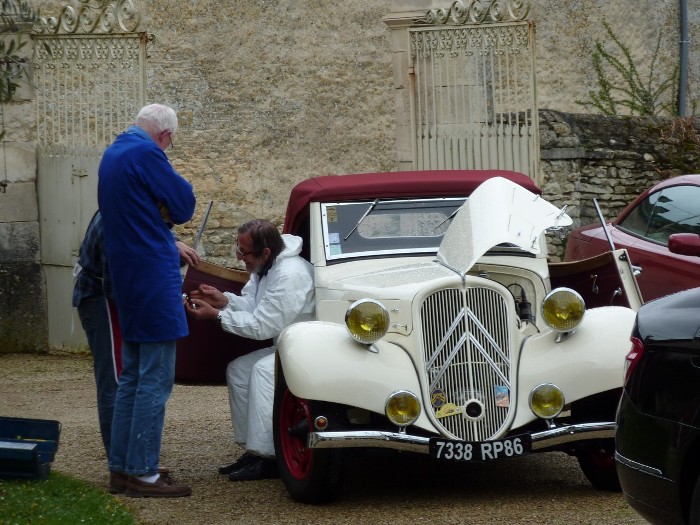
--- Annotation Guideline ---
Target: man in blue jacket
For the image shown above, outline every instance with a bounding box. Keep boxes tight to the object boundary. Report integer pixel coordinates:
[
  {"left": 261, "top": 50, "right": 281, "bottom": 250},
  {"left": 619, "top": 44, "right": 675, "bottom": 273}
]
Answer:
[{"left": 98, "top": 103, "right": 196, "bottom": 498}]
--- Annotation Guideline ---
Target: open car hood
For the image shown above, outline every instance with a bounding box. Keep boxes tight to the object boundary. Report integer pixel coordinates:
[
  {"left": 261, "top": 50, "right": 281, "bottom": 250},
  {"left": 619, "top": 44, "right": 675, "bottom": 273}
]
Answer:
[{"left": 437, "top": 177, "right": 572, "bottom": 275}]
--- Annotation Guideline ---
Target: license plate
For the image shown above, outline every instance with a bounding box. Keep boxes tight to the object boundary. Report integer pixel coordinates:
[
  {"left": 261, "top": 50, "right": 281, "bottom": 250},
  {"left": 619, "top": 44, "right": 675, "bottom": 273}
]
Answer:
[{"left": 429, "top": 434, "right": 532, "bottom": 462}]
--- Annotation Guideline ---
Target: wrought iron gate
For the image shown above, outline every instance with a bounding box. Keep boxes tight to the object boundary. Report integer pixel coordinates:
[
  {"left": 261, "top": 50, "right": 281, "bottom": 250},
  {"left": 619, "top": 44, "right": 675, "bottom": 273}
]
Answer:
[
  {"left": 32, "top": 0, "right": 146, "bottom": 349},
  {"left": 409, "top": 1, "right": 538, "bottom": 180}
]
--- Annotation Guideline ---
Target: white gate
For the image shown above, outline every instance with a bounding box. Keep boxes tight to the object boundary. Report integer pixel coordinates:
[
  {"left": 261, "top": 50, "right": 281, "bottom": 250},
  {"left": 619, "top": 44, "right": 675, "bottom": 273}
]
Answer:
[
  {"left": 409, "top": 1, "right": 539, "bottom": 180},
  {"left": 32, "top": 0, "right": 146, "bottom": 349}
]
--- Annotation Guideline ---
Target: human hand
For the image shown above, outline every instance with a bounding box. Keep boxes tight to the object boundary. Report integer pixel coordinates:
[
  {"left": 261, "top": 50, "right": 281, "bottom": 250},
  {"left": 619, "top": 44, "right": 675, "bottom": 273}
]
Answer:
[
  {"left": 176, "top": 241, "right": 201, "bottom": 267},
  {"left": 189, "top": 283, "right": 228, "bottom": 308},
  {"left": 184, "top": 297, "right": 220, "bottom": 320}
]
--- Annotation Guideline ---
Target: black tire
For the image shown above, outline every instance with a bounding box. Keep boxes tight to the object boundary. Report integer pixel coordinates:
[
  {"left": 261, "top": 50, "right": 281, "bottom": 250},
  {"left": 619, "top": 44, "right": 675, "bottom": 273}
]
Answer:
[
  {"left": 576, "top": 439, "right": 621, "bottom": 492},
  {"left": 273, "top": 369, "right": 344, "bottom": 503},
  {"left": 689, "top": 474, "right": 700, "bottom": 525}
]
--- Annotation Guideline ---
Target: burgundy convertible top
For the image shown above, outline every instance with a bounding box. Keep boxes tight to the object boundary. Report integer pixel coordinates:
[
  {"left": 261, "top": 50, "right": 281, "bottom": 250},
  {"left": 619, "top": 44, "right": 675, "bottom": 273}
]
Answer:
[{"left": 283, "top": 170, "right": 540, "bottom": 235}]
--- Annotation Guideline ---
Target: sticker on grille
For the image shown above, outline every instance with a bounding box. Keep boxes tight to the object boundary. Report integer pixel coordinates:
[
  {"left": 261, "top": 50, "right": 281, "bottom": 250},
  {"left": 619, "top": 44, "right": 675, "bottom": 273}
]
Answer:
[{"left": 421, "top": 287, "right": 512, "bottom": 441}]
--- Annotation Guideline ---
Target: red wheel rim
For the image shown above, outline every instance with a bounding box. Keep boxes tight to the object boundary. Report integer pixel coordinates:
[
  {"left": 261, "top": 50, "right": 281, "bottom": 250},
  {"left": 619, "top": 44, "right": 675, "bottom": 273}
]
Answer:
[
  {"left": 279, "top": 388, "right": 313, "bottom": 480},
  {"left": 589, "top": 446, "right": 615, "bottom": 469}
]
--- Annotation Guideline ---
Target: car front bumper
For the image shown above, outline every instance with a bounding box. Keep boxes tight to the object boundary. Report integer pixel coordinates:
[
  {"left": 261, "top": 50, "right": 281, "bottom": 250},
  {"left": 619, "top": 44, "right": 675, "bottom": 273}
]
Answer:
[
  {"left": 616, "top": 452, "right": 682, "bottom": 525},
  {"left": 615, "top": 391, "right": 685, "bottom": 525},
  {"left": 307, "top": 421, "right": 615, "bottom": 454}
]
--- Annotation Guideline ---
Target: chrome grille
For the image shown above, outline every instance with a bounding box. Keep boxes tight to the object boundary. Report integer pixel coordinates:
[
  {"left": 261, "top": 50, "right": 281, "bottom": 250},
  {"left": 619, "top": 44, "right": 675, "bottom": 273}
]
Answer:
[{"left": 421, "top": 287, "right": 512, "bottom": 441}]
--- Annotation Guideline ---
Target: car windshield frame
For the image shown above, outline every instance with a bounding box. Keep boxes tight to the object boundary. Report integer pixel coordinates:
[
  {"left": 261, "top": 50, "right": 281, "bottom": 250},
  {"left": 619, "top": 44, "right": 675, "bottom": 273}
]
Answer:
[{"left": 320, "top": 197, "right": 467, "bottom": 262}]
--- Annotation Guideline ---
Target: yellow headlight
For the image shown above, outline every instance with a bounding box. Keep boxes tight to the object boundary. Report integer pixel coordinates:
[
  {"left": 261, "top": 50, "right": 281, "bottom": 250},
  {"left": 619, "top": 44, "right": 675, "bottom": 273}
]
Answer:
[
  {"left": 529, "top": 383, "right": 565, "bottom": 419},
  {"left": 541, "top": 287, "right": 585, "bottom": 333},
  {"left": 345, "top": 299, "right": 390, "bottom": 344},
  {"left": 385, "top": 390, "right": 421, "bottom": 427}
]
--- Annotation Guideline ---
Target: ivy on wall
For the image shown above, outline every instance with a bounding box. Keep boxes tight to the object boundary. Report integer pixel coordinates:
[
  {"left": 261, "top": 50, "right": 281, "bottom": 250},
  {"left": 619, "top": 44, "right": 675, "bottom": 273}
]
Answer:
[
  {"left": 0, "top": 0, "right": 37, "bottom": 137},
  {"left": 577, "top": 21, "right": 679, "bottom": 117}
]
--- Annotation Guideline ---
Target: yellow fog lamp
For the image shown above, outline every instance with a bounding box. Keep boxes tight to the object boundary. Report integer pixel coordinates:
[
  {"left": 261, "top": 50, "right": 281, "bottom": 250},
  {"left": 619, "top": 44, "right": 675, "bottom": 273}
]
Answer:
[
  {"left": 541, "top": 288, "right": 585, "bottom": 333},
  {"left": 345, "top": 299, "right": 390, "bottom": 345},
  {"left": 385, "top": 390, "right": 421, "bottom": 427},
  {"left": 529, "top": 383, "right": 565, "bottom": 419}
]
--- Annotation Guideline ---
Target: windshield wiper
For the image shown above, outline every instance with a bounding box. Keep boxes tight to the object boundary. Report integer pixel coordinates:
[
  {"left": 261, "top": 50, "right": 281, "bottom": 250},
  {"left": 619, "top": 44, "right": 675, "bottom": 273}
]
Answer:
[
  {"left": 433, "top": 208, "right": 461, "bottom": 232},
  {"left": 344, "top": 199, "right": 378, "bottom": 240}
]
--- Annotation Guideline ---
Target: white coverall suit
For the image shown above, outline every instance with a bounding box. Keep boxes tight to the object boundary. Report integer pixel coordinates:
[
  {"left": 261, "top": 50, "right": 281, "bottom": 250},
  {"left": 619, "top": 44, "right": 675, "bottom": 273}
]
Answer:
[{"left": 219, "top": 234, "right": 314, "bottom": 458}]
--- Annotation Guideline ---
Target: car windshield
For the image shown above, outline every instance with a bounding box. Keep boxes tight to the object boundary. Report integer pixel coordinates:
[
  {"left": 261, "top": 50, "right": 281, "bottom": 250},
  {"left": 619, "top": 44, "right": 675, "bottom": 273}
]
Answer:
[
  {"left": 321, "top": 198, "right": 466, "bottom": 261},
  {"left": 619, "top": 184, "right": 700, "bottom": 245}
]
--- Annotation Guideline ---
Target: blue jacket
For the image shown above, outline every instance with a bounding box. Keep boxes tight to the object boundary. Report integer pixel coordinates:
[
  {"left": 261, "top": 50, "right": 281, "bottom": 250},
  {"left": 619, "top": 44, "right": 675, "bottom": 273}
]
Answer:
[
  {"left": 72, "top": 211, "right": 112, "bottom": 307},
  {"left": 98, "top": 126, "right": 196, "bottom": 342}
]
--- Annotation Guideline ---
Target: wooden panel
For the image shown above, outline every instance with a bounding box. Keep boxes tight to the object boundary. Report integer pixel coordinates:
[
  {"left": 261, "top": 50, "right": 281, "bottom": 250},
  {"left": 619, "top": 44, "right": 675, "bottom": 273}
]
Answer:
[{"left": 176, "top": 262, "right": 272, "bottom": 384}]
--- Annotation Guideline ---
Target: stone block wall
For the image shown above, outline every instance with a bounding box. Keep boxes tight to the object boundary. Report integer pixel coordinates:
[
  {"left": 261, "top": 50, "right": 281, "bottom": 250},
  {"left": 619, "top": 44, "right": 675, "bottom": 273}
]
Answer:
[
  {"left": 0, "top": 38, "right": 47, "bottom": 352},
  {"left": 2, "top": 0, "right": 699, "bottom": 351}
]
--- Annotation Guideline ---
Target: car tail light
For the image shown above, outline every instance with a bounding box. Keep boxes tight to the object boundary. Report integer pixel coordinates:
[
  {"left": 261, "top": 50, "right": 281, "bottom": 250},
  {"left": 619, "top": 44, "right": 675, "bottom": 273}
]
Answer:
[{"left": 624, "top": 336, "right": 645, "bottom": 385}]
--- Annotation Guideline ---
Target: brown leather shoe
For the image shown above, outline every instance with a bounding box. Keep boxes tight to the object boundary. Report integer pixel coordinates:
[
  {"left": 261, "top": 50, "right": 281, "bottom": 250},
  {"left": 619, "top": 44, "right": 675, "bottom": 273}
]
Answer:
[
  {"left": 156, "top": 467, "right": 171, "bottom": 483},
  {"left": 109, "top": 471, "right": 129, "bottom": 494},
  {"left": 110, "top": 467, "right": 170, "bottom": 494},
  {"left": 125, "top": 473, "right": 191, "bottom": 498}
]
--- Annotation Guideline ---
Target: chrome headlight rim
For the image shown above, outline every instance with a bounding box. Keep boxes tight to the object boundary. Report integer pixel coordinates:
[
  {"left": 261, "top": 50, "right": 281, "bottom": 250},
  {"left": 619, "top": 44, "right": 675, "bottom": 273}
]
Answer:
[
  {"left": 541, "top": 287, "right": 586, "bottom": 333},
  {"left": 385, "top": 390, "right": 421, "bottom": 427},
  {"left": 344, "top": 298, "right": 390, "bottom": 345},
  {"left": 528, "top": 383, "right": 565, "bottom": 419}
]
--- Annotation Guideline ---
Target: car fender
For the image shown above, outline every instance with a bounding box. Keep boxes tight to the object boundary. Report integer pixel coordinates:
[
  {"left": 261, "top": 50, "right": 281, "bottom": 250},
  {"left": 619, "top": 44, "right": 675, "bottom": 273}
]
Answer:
[
  {"left": 513, "top": 306, "right": 636, "bottom": 428},
  {"left": 276, "top": 321, "right": 435, "bottom": 430}
]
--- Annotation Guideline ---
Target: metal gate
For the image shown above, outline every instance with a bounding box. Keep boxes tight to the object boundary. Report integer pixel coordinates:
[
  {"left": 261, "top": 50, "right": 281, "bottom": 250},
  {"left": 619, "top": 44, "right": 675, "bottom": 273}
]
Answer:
[
  {"left": 409, "top": 1, "right": 538, "bottom": 180},
  {"left": 32, "top": 0, "right": 146, "bottom": 349}
]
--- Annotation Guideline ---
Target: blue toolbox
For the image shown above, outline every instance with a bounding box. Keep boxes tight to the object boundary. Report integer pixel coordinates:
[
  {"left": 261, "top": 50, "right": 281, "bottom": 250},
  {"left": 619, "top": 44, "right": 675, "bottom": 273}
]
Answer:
[{"left": 0, "top": 416, "right": 61, "bottom": 480}]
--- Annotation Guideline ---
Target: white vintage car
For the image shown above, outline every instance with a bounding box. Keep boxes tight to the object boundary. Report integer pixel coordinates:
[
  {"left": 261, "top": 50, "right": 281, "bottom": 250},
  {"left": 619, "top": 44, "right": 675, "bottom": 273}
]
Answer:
[{"left": 274, "top": 170, "right": 642, "bottom": 503}]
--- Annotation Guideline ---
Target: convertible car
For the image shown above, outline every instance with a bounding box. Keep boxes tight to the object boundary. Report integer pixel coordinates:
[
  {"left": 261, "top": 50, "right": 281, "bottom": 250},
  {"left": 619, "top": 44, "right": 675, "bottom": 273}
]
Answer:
[{"left": 261, "top": 170, "right": 642, "bottom": 503}]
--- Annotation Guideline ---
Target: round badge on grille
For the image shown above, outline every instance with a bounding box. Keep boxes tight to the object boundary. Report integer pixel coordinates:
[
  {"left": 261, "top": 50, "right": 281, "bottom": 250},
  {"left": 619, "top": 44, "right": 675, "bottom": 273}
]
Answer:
[
  {"left": 431, "top": 388, "right": 446, "bottom": 408},
  {"left": 463, "top": 398, "right": 485, "bottom": 421}
]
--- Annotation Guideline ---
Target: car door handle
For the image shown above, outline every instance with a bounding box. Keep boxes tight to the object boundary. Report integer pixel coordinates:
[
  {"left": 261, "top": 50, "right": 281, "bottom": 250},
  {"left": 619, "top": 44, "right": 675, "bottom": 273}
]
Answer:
[{"left": 610, "top": 287, "right": 622, "bottom": 304}]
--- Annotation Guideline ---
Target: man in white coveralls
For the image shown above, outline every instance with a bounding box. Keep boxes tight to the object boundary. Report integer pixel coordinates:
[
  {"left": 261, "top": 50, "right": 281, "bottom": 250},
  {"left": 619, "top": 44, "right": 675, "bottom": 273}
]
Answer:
[{"left": 185, "top": 219, "right": 315, "bottom": 481}]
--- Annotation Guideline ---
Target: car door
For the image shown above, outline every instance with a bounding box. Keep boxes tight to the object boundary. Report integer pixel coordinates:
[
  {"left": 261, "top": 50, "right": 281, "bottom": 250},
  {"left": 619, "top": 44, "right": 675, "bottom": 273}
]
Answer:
[{"left": 614, "top": 184, "right": 700, "bottom": 302}]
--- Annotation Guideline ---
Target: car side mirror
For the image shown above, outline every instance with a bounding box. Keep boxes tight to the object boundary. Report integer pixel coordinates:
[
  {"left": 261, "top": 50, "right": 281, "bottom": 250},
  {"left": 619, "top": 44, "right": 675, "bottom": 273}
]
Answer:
[{"left": 668, "top": 233, "right": 700, "bottom": 256}]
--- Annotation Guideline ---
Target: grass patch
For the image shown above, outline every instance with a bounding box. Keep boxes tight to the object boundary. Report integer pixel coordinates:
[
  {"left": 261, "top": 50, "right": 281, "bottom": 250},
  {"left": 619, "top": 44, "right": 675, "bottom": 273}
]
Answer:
[{"left": 0, "top": 471, "right": 135, "bottom": 525}]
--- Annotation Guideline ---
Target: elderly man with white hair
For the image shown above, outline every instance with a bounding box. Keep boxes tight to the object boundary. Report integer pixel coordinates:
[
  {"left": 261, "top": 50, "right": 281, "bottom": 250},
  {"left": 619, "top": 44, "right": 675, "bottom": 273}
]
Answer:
[{"left": 98, "top": 103, "right": 196, "bottom": 498}]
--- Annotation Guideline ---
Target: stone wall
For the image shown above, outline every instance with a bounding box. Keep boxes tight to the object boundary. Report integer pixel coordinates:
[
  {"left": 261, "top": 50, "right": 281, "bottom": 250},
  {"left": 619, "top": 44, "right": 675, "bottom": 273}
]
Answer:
[
  {"left": 2, "top": 0, "right": 699, "bottom": 352},
  {"left": 24, "top": 0, "right": 698, "bottom": 267},
  {"left": 0, "top": 29, "right": 47, "bottom": 353}
]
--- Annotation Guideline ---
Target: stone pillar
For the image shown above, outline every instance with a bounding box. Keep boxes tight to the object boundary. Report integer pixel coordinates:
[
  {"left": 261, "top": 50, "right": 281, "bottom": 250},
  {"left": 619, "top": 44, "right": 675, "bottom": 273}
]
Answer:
[
  {"left": 383, "top": 1, "right": 439, "bottom": 171},
  {"left": 0, "top": 32, "right": 48, "bottom": 353}
]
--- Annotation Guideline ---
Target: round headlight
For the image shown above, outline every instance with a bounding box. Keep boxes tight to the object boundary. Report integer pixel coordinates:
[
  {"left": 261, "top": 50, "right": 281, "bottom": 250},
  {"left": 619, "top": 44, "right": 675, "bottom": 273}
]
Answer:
[
  {"left": 529, "top": 383, "right": 565, "bottom": 419},
  {"left": 385, "top": 390, "right": 421, "bottom": 427},
  {"left": 345, "top": 299, "right": 390, "bottom": 344},
  {"left": 541, "top": 288, "right": 585, "bottom": 333}
]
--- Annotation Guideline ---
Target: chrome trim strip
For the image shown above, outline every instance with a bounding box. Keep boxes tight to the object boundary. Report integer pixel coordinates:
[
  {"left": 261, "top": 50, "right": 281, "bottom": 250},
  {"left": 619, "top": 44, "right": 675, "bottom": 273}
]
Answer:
[
  {"left": 530, "top": 422, "right": 615, "bottom": 450},
  {"left": 308, "top": 430, "right": 429, "bottom": 454},
  {"left": 615, "top": 451, "right": 665, "bottom": 478},
  {"left": 307, "top": 422, "right": 616, "bottom": 453}
]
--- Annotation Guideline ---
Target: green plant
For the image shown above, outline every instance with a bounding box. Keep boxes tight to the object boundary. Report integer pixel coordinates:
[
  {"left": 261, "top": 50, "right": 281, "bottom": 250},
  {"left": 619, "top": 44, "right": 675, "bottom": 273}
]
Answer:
[
  {"left": 657, "top": 116, "right": 700, "bottom": 174},
  {"left": 577, "top": 21, "right": 678, "bottom": 116},
  {"left": 0, "top": 0, "right": 38, "bottom": 143},
  {"left": 0, "top": 472, "right": 136, "bottom": 525}
]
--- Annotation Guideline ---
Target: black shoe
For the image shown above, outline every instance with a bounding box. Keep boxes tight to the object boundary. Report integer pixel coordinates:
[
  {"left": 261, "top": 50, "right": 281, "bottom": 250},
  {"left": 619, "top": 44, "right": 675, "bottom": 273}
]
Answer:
[
  {"left": 218, "top": 452, "right": 257, "bottom": 475},
  {"left": 227, "top": 457, "right": 279, "bottom": 482}
]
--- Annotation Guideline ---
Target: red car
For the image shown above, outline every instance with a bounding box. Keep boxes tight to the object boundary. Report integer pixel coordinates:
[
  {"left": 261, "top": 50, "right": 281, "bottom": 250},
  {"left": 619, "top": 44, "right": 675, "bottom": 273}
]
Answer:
[{"left": 565, "top": 174, "right": 700, "bottom": 302}]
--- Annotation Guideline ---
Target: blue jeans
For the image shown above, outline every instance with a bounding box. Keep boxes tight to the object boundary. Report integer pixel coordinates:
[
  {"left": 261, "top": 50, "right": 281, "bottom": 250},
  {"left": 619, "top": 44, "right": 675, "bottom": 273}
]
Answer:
[
  {"left": 77, "top": 296, "right": 120, "bottom": 456},
  {"left": 108, "top": 340, "right": 176, "bottom": 476}
]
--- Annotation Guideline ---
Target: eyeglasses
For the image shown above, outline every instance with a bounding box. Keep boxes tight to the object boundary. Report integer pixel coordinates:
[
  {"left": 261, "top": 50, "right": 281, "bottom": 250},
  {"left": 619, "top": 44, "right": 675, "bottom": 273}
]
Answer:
[
  {"left": 236, "top": 244, "right": 255, "bottom": 257},
  {"left": 167, "top": 131, "right": 174, "bottom": 150}
]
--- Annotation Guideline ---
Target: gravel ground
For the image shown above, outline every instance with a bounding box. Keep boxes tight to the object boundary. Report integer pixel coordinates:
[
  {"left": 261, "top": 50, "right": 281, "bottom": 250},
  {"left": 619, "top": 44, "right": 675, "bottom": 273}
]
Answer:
[{"left": 0, "top": 353, "right": 649, "bottom": 525}]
